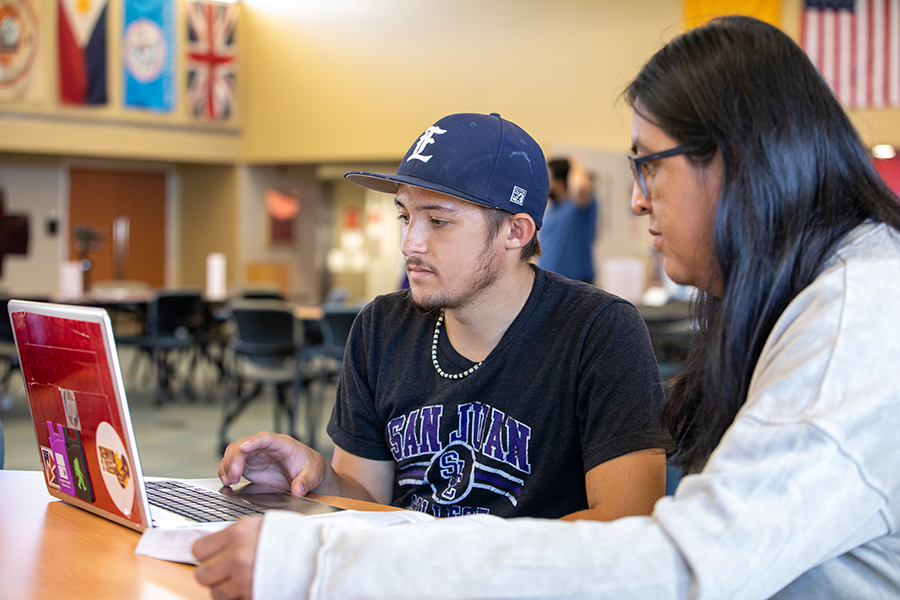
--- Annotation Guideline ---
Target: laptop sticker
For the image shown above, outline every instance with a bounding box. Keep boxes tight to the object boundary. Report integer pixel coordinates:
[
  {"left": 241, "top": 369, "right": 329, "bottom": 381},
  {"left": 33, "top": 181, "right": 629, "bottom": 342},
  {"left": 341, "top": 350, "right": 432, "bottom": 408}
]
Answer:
[
  {"left": 48, "top": 421, "right": 77, "bottom": 497},
  {"left": 62, "top": 387, "right": 81, "bottom": 431},
  {"left": 65, "top": 428, "right": 95, "bottom": 503},
  {"left": 41, "top": 445, "right": 60, "bottom": 489},
  {"left": 96, "top": 421, "right": 134, "bottom": 516}
]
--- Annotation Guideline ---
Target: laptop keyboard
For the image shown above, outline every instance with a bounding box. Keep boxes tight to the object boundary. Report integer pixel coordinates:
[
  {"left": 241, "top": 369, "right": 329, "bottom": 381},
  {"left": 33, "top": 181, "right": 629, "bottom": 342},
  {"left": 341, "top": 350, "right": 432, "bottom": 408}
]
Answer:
[{"left": 145, "top": 480, "right": 266, "bottom": 523}]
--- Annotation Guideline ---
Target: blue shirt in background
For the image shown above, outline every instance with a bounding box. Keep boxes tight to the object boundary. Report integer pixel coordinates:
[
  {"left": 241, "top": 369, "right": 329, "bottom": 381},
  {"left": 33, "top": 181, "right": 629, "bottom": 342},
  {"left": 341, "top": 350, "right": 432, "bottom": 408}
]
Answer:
[{"left": 538, "top": 197, "right": 597, "bottom": 283}]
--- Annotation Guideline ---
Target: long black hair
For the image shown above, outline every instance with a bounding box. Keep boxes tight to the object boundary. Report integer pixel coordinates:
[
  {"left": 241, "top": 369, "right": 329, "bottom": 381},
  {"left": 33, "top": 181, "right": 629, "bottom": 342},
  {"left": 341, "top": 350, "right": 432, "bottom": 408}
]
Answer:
[{"left": 626, "top": 16, "right": 900, "bottom": 472}]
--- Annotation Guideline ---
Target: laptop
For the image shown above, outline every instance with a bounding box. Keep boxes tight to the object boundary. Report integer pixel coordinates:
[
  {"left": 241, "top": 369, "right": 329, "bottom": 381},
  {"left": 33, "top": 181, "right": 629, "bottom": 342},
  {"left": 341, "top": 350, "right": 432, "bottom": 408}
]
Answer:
[{"left": 7, "top": 299, "right": 341, "bottom": 532}]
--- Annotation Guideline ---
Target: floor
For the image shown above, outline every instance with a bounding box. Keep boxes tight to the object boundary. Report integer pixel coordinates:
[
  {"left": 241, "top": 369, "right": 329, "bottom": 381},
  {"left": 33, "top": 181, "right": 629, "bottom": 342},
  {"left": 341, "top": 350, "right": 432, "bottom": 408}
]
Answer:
[{"left": 0, "top": 347, "right": 337, "bottom": 477}]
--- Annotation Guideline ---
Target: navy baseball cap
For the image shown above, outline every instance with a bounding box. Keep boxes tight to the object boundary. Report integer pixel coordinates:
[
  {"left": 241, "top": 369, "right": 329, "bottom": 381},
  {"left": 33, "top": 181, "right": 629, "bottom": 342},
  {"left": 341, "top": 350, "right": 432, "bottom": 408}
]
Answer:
[{"left": 344, "top": 113, "right": 549, "bottom": 229}]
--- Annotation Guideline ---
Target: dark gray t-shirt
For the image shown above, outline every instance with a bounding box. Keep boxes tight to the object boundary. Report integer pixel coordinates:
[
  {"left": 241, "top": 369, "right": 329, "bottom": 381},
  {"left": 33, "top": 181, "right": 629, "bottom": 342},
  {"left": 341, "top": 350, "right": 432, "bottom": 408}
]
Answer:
[{"left": 327, "top": 267, "right": 664, "bottom": 518}]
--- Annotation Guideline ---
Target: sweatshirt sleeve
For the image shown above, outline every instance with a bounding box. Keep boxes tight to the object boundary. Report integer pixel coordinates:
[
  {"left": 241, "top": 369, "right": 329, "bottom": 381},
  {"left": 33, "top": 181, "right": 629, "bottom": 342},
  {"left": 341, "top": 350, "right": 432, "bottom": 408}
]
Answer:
[
  {"left": 253, "top": 509, "right": 437, "bottom": 600},
  {"left": 253, "top": 508, "right": 693, "bottom": 600},
  {"left": 251, "top": 416, "right": 887, "bottom": 600}
]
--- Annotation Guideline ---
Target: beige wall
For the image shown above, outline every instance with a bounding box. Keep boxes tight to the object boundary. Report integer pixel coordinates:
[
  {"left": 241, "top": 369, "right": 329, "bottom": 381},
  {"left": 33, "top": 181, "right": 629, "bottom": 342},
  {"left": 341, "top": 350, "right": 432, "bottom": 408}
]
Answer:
[
  {"left": 177, "top": 164, "right": 239, "bottom": 289},
  {"left": 0, "top": 158, "right": 66, "bottom": 297},
  {"left": 237, "top": 164, "right": 326, "bottom": 303},
  {"left": 0, "top": 155, "right": 189, "bottom": 297},
  {"left": 327, "top": 179, "right": 367, "bottom": 302}
]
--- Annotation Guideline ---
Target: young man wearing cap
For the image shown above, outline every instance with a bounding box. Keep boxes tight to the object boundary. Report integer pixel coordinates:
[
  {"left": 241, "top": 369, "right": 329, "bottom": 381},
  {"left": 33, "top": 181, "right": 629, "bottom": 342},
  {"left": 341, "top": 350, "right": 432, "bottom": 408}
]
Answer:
[{"left": 212, "top": 113, "right": 665, "bottom": 524}]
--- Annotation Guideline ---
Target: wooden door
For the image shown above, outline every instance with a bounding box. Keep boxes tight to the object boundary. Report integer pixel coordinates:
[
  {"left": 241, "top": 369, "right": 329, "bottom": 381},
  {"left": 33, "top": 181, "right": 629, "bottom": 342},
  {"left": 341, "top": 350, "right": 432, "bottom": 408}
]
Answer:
[{"left": 68, "top": 169, "right": 167, "bottom": 289}]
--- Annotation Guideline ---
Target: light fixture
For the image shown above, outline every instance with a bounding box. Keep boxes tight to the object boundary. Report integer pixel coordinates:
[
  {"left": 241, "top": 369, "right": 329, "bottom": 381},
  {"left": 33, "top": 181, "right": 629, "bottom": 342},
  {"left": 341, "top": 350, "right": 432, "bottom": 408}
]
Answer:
[{"left": 872, "top": 144, "right": 897, "bottom": 160}]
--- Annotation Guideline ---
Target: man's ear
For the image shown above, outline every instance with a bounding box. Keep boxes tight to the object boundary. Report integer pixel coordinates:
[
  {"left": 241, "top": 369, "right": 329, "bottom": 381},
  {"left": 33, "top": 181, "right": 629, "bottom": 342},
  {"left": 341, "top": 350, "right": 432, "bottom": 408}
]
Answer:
[{"left": 506, "top": 213, "right": 536, "bottom": 250}]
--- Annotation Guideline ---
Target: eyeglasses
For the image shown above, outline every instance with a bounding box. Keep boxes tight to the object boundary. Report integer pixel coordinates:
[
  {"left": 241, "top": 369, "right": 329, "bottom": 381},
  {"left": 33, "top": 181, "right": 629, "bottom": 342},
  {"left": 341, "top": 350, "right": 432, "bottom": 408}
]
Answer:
[{"left": 628, "top": 145, "right": 697, "bottom": 199}]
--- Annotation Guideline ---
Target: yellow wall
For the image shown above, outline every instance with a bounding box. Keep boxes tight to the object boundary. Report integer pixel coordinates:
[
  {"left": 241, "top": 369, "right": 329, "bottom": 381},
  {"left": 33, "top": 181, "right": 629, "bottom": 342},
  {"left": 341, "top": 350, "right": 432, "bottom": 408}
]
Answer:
[
  {"left": 239, "top": 0, "right": 681, "bottom": 163},
  {"left": 238, "top": 0, "right": 900, "bottom": 164}
]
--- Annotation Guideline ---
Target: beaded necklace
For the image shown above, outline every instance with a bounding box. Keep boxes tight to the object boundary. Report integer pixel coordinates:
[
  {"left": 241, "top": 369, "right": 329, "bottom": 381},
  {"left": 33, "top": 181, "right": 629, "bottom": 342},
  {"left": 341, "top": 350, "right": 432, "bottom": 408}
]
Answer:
[{"left": 431, "top": 310, "right": 482, "bottom": 379}]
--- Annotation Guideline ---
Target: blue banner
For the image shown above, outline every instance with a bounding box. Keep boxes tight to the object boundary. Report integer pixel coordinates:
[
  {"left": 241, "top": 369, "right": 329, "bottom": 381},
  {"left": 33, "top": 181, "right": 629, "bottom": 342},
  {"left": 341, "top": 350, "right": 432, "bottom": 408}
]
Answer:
[{"left": 123, "top": 0, "right": 174, "bottom": 111}]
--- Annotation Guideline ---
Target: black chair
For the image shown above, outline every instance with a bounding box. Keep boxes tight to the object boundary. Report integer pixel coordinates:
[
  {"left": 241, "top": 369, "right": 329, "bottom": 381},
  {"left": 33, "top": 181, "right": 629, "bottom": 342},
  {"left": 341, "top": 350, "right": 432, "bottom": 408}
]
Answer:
[
  {"left": 240, "top": 288, "right": 285, "bottom": 301},
  {"left": 637, "top": 301, "right": 695, "bottom": 383},
  {"left": 303, "top": 305, "right": 360, "bottom": 451},
  {"left": 220, "top": 302, "right": 303, "bottom": 453},
  {"left": 199, "top": 300, "right": 231, "bottom": 386},
  {"left": 319, "top": 305, "right": 359, "bottom": 360},
  {"left": 143, "top": 292, "right": 207, "bottom": 405}
]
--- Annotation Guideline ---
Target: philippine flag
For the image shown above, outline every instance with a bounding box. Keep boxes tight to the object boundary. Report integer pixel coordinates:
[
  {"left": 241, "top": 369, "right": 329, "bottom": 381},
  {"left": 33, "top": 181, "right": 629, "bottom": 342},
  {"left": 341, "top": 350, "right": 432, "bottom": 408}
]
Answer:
[{"left": 58, "top": 0, "right": 108, "bottom": 104}]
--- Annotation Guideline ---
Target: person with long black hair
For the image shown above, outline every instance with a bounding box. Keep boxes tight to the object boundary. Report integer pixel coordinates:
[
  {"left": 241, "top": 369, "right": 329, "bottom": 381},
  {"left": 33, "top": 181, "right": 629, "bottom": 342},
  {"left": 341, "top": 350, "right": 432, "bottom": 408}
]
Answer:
[
  {"left": 628, "top": 16, "right": 900, "bottom": 478},
  {"left": 193, "top": 17, "right": 900, "bottom": 599}
]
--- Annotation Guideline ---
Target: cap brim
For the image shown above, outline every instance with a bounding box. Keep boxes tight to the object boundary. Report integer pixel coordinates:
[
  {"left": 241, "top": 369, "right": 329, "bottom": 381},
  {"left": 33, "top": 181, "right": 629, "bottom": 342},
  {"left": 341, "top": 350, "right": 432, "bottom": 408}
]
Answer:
[
  {"left": 344, "top": 170, "right": 499, "bottom": 214},
  {"left": 344, "top": 172, "right": 401, "bottom": 195}
]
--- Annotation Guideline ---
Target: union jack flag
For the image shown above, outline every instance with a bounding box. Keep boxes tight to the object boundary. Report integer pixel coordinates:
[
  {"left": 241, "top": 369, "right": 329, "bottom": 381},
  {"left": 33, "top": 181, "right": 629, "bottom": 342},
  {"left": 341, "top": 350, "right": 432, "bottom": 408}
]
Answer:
[{"left": 186, "top": 0, "right": 237, "bottom": 120}]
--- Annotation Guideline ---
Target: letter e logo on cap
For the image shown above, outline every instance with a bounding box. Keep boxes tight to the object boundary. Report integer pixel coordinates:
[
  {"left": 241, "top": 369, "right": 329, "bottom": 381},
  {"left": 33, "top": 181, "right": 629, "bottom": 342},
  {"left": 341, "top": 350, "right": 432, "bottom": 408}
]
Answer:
[{"left": 407, "top": 126, "right": 447, "bottom": 163}]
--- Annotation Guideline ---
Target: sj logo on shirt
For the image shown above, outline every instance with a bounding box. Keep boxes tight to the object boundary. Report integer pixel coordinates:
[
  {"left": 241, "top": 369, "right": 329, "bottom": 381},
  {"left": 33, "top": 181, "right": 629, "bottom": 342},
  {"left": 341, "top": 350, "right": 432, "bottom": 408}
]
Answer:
[{"left": 388, "top": 402, "right": 532, "bottom": 514}]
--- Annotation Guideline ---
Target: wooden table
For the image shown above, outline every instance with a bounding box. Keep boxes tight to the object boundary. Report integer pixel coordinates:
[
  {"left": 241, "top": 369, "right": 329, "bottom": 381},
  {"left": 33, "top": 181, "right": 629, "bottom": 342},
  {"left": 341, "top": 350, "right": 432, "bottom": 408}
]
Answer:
[
  {"left": 0, "top": 470, "right": 397, "bottom": 600},
  {"left": 293, "top": 304, "right": 324, "bottom": 321}
]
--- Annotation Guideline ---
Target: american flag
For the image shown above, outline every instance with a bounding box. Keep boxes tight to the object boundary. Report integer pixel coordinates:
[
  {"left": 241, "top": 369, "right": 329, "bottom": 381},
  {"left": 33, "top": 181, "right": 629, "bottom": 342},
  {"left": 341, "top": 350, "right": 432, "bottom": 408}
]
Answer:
[
  {"left": 802, "top": 0, "right": 900, "bottom": 109},
  {"left": 186, "top": 0, "right": 237, "bottom": 120}
]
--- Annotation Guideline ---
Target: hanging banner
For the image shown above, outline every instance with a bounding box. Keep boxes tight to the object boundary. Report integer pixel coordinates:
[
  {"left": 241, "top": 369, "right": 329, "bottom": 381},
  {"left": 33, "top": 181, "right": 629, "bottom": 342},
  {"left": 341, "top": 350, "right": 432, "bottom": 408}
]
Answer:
[
  {"left": 682, "top": 0, "right": 782, "bottom": 30},
  {"left": 186, "top": 0, "right": 237, "bottom": 120},
  {"left": 0, "top": 0, "right": 41, "bottom": 102},
  {"left": 58, "top": 0, "right": 108, "bottom": 105},
  {"left": 122, "top": 0, "right": 174, "bottom": 111}
]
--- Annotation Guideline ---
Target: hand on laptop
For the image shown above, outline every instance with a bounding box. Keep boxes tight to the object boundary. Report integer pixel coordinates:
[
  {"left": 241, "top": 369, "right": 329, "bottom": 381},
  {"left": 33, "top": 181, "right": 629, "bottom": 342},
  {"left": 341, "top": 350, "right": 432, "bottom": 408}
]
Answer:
[
  {"left": 220, "top": 432, "right": 396, "bottom": 505},
  {"left": 219, "top": 432, "right": 330, "bottom": 497},
  {"left": 193, "top": 514, "right": 263, "bottom": 600}
]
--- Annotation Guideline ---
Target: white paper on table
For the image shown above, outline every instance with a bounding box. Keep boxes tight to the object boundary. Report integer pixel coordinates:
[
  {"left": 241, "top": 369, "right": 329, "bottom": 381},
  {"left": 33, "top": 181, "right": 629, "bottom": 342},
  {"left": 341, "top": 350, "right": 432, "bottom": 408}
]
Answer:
[
  {"left": 136, "top": 509, "right": 436, "bottom": 565},
  {"left": 135, "top": 523, "right": 232, "bottom": 565}
]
